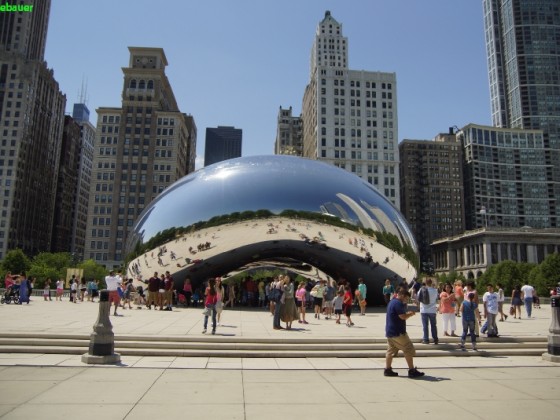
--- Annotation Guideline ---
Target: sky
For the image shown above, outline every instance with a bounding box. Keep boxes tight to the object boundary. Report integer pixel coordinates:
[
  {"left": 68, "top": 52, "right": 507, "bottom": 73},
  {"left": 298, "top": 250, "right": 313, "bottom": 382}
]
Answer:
[{"left": 44, "top": 0, "right": 491, "bottom": 169}]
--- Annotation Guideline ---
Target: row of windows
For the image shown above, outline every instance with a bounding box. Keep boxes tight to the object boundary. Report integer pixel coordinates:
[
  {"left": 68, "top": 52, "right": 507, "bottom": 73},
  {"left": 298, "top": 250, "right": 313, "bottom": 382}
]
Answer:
[{"left": 101, "top": 115, "right": 121, "bottom": 124}]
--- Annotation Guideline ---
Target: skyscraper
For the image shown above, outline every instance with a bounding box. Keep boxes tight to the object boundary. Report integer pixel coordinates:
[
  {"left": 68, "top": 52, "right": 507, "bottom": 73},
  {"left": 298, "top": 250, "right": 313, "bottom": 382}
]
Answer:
[
  {"left": 275, "top": 106, "right": 303, "bottom": 156},
  {"left": 302, "top": 11, "right": 399, "bottom": 207},
  {"left": 71, "top": 103, "right": 96, "bottom": 259},
  {"left": 83, "top": 47, "right": 196, "bottom": 268},
  {"left": 204, "top": 126, "right": 242, "bottom": 166},
  {"left": 0, "top": 0, "right": 67, "bottom": 259},
  {"left": 483, "top": 0, "right": 560, "bottom": 225},
  {"left": 399, "top": 132, "right": 465, "bottom": 264}
]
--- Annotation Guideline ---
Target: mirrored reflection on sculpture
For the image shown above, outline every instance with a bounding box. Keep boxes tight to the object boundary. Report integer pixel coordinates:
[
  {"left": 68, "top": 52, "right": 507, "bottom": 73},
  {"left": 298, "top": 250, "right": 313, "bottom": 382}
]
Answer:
[{"left": 125, "top": 155, "right": 418, "bottom": 304}]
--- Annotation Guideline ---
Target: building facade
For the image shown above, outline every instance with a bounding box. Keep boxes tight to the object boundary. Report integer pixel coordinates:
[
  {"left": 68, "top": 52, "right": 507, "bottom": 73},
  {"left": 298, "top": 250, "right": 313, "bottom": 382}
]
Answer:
[
  {"left": 432, "top": 227, "right": 560, "bottom": 279},
  {"left": 71, "top": 103, "right": 95, "bottom": 259},
  {"left": 301, "top": 11, "right": 399, "bottom": 207},
  {"left": 275, "top": 106, "right": 303, "bottom": 156},
  {"left": 399, "top": 131, "right": 465, "bottom": 265},
  {"left": 0, "top": 0, "right": 67, "bottom": 259},
  {"left": 83, "top": 47, "right": 196, "bottom": 268},
  {"left": 204, "top": 126, "right": 242, "bottom": 166},
  {"left": 483, "top": 0, "right": 560, "bottom": 222},
  {"left": 459, "top": 123, "right": 555, "bottom": 230}
]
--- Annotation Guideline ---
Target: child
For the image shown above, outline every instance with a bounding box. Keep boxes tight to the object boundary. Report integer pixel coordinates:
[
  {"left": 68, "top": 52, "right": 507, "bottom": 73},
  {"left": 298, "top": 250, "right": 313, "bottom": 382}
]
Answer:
[
  {"left": 43, "top": 278, "right": 52, "bottom": 301},
  {"left": 459, "top": 292, "right": 481, "bottom": 351},
  {"left": 332, "top": 290, "right": 344, "bottom": 324},
  {"left": 343, "top": 285, "right": 354, "bottom": 327}
]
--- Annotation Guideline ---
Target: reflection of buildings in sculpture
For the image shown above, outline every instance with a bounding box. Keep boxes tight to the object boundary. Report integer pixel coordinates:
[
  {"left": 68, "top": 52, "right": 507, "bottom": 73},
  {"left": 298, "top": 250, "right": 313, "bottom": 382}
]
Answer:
[
  {"left": 335, "top": 194, "right": 380, "bottom": 232},
  {"left": 125, "top": 156, "right": 418, "bottom": 303},
  {"left": 320, "top": 202, "right": 352, "bottom": 225},
  {"left": 431, "top": 227, "right": 560, "bottom": 279}
]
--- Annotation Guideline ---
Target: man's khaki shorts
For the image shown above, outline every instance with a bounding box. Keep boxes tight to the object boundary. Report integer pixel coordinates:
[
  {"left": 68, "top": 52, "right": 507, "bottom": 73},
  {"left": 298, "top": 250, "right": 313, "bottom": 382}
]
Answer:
[{"left": 386, "top": 333, "right": 416, "bottom": 358}]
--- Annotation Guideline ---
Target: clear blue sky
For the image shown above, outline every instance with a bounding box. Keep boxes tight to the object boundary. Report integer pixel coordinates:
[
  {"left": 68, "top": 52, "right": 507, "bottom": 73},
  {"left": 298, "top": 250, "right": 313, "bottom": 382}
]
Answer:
[{"left": 45, "top": 0, "right": 490, "bottom": 169}]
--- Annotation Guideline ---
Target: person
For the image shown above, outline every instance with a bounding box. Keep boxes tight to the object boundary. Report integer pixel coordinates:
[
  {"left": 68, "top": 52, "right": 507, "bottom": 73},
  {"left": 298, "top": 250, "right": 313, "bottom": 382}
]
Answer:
[
  {"left": 382, "top": 278, "right": 394, "bottom": 306},
  {"left": 419, "top": 278, "right": 439, "bottom": 344},
  {"left": 384, "top": 287, "right": 424, "bottom": 378},
  {"left": 439, "top": 283, "right": 457, "bottom": 336},
  {"left": 280, "top": 275, "right": 298, "bottom": 330},
  {"left": 146, "top": 272, "right": 159, "bottom": 309},
  {"left": 323, "top": 279, "right": 335, "bottom": 320},
  {"left": 332, "top": 290, "right": 344, "bottom": 324},
  {"left": 69, "top": 278, "right": 78, "bottom": 303},
  {"left": 454, "top": 280, "right": 464, "bottom": 317},
  {"left": 90, "top": 280, "right": 99, "bottom": 302},
  {"left": 79, "top": 278, "right": 87, "bottom": 302},
  {"left": 459, "top": 292, "right": 481, "bottom": 351},
  {"left": 122, "top": 279, "right": 134, "bottom": 309},
  {"left": 483, "top": 284, "right": 499, "bottom": 337},
  {"left": 181, "top": 277, "right": 193, "bottom": 307},
  {"left": 56, "top": 278, "right": 64, "bottom": 301},
  {"left": 497, "top": 282, "right": 508, "bottom": 321},
  {"left": 18, "top": 272, "right": 30, "bottom": 304},
  {"left": 511, "top": 284, "right": 523, "bottom": 319},
  {"left": 271, "top": 276, "right": 285, "bottom": 330},
  {"left": 357, "top": 277, "right": 367, "bottom": 315},
  {"left": 225, "top": 281, "right": 236, "bottom": 308},
  {"left": 202, "top": 278, "right": 218, "bottom": 334},
  {"left": 163, "top": 271, "right": 174, "bottom": 311},
  {"left": 215, "top": 277, "right": 225, "bottom": 325},
  {"left": 43, "top": 278, "right": 52, "bottom": 301},
  {"left": 258, "top": 279, "right": 266, "bottom": 308},
  {"left": 521, "top": 283, "right": 535, "bottom": 318},
  {"left": 105, "top": 270, "right": 123, "bottom": 316},
  {"left": 295, "top": 281, "right": 308, "bottom": 324},
  {"left": 343, "top": 284, "right": 354, "bottom": 327},
  {"left": 311, "top": 279, "right": 326, "bottom": 319},
  {"left": 464, "top": 281, "right": 480, "bottom": 336}
]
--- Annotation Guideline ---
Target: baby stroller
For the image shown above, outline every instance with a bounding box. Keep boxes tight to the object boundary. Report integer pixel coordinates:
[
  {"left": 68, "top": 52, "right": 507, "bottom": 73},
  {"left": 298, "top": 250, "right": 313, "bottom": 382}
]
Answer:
[{"left": 1, "top": 285, "right": 20, "bottom": 304}]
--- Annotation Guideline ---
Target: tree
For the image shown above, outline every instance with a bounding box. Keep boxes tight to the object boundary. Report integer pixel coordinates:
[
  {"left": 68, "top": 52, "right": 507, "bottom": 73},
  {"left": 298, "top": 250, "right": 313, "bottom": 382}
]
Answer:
[
  {"left": 529, "top": 253, "right": 560, "bottom": 296},
  {"left": 1, "top": 249, "right": 31, "bottom": 283},
  {"left": 78, "top": 259, "right": 108, "bottom": 282}
]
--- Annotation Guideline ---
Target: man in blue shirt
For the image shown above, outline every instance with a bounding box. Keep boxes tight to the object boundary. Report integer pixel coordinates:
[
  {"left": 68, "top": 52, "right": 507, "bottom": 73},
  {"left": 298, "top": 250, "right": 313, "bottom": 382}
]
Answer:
[{"left": 384, "top": 288, "right": 425, "bottom": 378}]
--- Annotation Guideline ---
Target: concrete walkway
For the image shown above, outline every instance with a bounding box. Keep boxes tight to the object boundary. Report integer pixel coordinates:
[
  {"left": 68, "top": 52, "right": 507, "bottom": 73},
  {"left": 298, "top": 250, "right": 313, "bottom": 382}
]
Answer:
[{"left": 0, "top": 299, "right": 559, "bottom": 419}]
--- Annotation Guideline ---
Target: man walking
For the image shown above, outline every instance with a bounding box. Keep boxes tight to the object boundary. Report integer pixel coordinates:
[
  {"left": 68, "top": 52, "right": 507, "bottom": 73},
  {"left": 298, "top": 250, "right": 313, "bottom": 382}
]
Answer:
[
  {"left": 521, "top": 283, "right": 535, "bottom": 318},
  {"left": 419, "top": 278, "right": 439, "bottom": 344},
  {"left": 384, "top": 288, "right": 425, "bottom": 378}
]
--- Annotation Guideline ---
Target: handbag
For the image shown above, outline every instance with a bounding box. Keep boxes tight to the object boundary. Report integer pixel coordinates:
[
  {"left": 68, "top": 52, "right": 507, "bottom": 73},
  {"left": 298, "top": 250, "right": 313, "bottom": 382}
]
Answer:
[
  {"left": 509, "top": 305, "right": 515, "bottom": 316},
  {"left": 202, "top": 306, "right": 210, "bottom": 316}
]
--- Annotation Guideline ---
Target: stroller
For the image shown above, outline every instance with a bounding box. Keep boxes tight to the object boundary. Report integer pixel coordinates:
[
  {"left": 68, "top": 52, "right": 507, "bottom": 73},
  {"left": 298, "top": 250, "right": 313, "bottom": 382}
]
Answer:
[{"left": 1, "top": 285, "right": 20, "bottom": 304}]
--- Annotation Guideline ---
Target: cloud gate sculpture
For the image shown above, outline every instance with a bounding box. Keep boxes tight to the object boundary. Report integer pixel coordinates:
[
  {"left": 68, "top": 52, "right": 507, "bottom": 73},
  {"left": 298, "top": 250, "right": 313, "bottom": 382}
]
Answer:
[{"left": 125, "top": 155, "right": 418, "bottom": 305}]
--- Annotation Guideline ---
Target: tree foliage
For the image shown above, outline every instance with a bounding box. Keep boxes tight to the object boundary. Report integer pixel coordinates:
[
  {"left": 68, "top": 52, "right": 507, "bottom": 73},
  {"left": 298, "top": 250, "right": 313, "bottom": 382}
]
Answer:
[
  {"left": 1, "top": 249, "right": 31, "bottom": 283},
  {"left": 528, "top": 253, "right": 560, "bottom": 296}
]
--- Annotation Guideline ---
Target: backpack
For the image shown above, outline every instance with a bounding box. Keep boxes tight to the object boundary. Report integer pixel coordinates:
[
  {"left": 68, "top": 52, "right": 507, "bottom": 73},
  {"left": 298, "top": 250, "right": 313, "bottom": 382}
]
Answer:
[{"left": 418, "top": 286, "right": 430, "bottom": 305}]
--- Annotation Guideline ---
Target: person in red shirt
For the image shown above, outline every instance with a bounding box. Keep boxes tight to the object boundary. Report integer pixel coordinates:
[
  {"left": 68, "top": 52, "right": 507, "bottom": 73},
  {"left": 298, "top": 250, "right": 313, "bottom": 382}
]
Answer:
[
  {"left": 343, "top": 285, "right": 354, "bottom": 327},
  {"left": 203, "top": 278, "right": 218, "bottom": 335}
]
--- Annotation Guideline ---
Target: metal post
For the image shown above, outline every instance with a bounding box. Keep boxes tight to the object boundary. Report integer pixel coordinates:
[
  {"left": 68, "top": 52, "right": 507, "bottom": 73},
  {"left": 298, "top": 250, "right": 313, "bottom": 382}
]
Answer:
[
  {"left": 81, "top": 289, "right": 121, "bottom": 364},
  {"left": 542, "top": 295, "right": 560, "bottom": 363}
]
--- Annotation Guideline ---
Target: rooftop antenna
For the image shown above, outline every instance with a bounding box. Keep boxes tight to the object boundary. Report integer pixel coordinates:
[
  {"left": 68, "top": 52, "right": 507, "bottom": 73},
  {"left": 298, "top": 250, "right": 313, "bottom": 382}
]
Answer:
[{"left": 77, "top": 76, "right": 89, "bottom": 106}]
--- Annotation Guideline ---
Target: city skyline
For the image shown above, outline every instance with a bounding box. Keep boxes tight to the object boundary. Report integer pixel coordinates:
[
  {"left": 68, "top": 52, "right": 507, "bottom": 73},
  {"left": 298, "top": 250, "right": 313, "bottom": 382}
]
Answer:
[{"left": 45, "top": 0, "right": 490, "bottom": 169}]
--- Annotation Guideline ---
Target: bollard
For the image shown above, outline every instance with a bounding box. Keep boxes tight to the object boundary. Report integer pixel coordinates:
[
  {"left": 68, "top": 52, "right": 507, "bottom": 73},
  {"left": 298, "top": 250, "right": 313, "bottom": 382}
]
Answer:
[
  {"left": 81, "top": 289, "right": 121, "bottom": 364},
  {"left": 542, "top": 295, "right": 560, "bottom": 363}
]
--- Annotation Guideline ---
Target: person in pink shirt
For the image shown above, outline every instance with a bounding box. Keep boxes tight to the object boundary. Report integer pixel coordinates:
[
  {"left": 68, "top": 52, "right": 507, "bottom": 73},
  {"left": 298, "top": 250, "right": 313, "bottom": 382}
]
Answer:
[
  {"left": 295, "top": 282, "right": 308, "bottom": 324},
  {"left": 440, "top": 283, "right": 457, "bottom": 336}
]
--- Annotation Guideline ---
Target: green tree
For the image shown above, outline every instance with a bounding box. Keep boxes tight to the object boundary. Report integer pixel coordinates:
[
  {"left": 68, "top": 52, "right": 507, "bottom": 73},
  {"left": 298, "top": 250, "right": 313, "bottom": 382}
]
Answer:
[
  {"left": 529, "top": 253, "right": 560, "bottom": 296},
  {"left": 78, "top": 259, "right": 108, "bottom": 282},
  {"left": 1, "top": 249, "right": 31, "bottom": 283},
  {"left": 27, "top": 252, "right": 72, "bottom": 288}
]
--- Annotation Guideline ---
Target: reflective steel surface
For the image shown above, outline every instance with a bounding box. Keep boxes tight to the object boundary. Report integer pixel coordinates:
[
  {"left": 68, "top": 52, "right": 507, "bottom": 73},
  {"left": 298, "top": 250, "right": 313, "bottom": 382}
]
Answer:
[{"left": 126, "top": 155, "right": 418, "bottom": 304}]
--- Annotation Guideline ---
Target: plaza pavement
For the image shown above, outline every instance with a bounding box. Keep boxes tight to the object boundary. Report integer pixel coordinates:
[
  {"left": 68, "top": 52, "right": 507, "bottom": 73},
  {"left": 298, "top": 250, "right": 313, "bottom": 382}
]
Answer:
[{"left": 0, "top": 298, "right": 558, "bottom": 419}]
